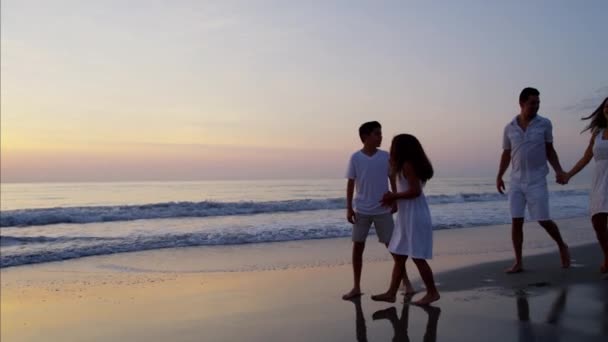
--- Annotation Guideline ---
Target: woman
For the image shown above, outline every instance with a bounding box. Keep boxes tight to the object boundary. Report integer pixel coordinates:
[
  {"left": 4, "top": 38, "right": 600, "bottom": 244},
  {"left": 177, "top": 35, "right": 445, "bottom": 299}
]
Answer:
[{"left": 564, "top": 97, "right": 608, "bottom": 273}]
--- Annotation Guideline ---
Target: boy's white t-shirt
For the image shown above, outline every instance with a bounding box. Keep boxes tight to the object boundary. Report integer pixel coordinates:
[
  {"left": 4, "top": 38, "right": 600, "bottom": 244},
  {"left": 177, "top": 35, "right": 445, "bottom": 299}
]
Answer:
[{"left": 345, "top": 150, "right": 391, "bottom": 215}]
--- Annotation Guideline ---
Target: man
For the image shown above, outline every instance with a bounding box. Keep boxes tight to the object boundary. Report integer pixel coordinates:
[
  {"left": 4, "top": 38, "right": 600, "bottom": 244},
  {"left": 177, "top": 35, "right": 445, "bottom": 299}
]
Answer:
[{"left": 496, "top": 87, "right": 570, "bottom": 273}]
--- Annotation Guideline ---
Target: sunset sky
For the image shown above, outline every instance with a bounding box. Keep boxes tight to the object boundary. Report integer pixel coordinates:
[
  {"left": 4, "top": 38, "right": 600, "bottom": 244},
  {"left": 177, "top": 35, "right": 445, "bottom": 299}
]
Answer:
[{"left": 1, "top": 0, "right": 606, "bottom": 182}]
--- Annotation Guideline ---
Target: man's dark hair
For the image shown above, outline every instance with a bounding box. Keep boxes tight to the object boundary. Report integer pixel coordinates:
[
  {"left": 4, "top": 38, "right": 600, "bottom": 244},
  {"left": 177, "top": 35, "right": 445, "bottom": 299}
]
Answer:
[
  {"left": 519, "top": 87, "right": 540, "bottom": 104},
  {"left": 359, "top": 121, "right": 381, "bottom": 142}
]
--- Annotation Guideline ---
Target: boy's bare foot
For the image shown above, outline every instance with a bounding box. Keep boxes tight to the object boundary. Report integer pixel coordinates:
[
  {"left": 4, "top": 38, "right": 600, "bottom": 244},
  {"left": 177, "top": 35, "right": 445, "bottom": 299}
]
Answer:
[
  {"left": 403, "top": 289, "right": 417, "bottom": 296},
  {"left": 402, "top": 291, "right": 415, "bottom": 303},
  {"left": 505, "top": 262, "right": 524, "bottom": 274},
  {"left": 342, "top": 288, "right": 362, "bottom": 300},
  {"left": 559, "top": 246, "right": 571, "bottom": 268},
  {"left": 403, "top": 283, "right": 416, "bottom": 295},
  {"left": 371, "top": 292, "right": 396, "bottom": 303},
  {"left": 412, "top": 292, "right": 440, "bottom": 306}
]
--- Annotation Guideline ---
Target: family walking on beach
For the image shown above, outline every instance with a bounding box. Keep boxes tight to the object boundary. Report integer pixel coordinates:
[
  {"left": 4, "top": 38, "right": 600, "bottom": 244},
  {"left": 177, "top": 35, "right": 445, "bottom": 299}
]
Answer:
[{"left": 342, "top": 87, "right": 608, "bottom": 306}]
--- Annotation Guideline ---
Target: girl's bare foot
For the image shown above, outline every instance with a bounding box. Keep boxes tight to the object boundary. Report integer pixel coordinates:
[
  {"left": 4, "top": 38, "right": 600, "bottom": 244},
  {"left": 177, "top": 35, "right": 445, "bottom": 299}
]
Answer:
[
  {"left": 412, "top": 292, "right": 440, "bottom": 306},
  {"left": 371, "top": 292, "right": 396, "bottom": 303}
]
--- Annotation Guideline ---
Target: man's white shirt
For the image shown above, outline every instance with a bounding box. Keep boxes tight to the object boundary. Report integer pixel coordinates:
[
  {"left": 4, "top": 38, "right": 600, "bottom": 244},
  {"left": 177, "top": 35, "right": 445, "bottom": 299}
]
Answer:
[{"left": 503, "top": 115, "right": 553, "bottom": 185}]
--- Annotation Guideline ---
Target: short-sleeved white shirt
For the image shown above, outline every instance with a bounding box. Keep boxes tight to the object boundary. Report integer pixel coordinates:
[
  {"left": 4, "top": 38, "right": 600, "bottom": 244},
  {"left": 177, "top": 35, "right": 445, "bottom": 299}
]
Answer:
[
  {"left": 502, "top": 114, "right": 553, "bottom": 185},
  {"left": 346, "top": 150, "right": 391, "bottom": 215}
]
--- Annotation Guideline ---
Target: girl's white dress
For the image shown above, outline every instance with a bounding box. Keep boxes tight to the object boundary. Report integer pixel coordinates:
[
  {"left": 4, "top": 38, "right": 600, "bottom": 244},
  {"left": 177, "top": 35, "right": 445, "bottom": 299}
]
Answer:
[
  {"left": 591, "top": 129, "right": 608, "bottom": 216},
  {"left": 388, "top": 174, "right": 433, "bottom": 259}
]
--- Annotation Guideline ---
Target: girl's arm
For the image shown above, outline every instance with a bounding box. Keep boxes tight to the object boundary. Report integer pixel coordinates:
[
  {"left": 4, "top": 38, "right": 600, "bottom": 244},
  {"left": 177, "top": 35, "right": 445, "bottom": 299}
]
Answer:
[
  {"left": 565, "top": 134, "right": 595, "bottom": 181},
  {"left": 394, "top": 162, "right": 422, "bottom": 199},
  {"left": 388, "top": 173, "right": 398, "bottom": 213}
]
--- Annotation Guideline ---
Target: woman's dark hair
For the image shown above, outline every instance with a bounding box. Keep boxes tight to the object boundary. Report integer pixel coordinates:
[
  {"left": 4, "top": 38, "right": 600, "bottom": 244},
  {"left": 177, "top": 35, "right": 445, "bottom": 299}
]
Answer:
[
  {"left": 389, "top": 134, "right": 433, "bottom": 183},
  {"left": 582, "top": 97, "right": 608, "bottom": 134}
]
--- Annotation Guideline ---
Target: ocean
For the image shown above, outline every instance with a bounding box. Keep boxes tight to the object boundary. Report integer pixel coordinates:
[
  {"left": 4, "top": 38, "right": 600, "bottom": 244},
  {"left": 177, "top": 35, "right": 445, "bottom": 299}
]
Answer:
[{"left": 0, "top": 177, "right": 591, "bottom": 268}]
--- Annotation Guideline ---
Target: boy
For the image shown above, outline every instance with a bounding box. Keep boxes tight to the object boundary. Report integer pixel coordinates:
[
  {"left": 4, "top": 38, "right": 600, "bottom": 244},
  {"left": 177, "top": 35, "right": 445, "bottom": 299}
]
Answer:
[
  {"left": 496, "top": 87, "right": 570, "bottom": 273},
  {"left": 342, "top": 121, "right": 412, "bottom": 300}
]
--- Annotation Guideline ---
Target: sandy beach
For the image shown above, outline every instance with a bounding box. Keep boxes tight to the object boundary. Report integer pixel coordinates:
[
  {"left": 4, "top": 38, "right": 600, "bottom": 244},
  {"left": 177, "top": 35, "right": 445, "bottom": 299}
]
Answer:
[{"left": 2, "top": 217, "right": 607, "bottom": 341}]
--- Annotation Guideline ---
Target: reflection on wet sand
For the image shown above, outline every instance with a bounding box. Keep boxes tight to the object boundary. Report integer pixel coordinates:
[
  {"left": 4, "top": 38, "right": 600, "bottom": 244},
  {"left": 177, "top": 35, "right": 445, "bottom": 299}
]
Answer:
[
  {"left": 349, "top": 297, "right": 368, "bottom": 342},
  {"left": 348, "top": 296, "right": 440, "bottom": 342},
  {"left": 516, "top": 288, "right": 567, "bottom": 342}
]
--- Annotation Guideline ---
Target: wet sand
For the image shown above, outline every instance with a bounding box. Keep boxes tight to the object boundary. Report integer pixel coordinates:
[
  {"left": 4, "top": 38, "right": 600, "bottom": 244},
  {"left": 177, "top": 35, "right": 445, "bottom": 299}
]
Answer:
[{"left": 2, "top": 217, "right": 606, "bottom": 341}]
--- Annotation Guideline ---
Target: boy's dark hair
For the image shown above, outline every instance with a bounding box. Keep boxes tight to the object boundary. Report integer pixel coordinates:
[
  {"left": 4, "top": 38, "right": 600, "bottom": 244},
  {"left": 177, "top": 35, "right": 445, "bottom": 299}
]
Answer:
[
  {"left": 390, "top": 134, "right": 434, "bottom": 183},
  {"left": 359, "top": 121, "right": 381, "bottom": 142},
  {"left": 519, "top": 87, "right": 540, "bottom": 104},
  {"left": 582, "top": 97, "right": 608, "bottom": 134}
]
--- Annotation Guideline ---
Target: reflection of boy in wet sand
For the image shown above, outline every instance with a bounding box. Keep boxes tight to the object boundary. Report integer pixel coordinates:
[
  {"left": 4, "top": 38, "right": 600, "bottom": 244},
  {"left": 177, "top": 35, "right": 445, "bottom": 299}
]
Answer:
[{"left": 347, "top": 297, "right": 368, "bottom": 342}]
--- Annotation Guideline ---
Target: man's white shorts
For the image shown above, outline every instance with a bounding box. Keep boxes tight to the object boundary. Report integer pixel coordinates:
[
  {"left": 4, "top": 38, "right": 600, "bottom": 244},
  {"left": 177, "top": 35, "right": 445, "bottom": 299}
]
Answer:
[{"left": 509, "top": 181, "right": 550, "bottom": 221}]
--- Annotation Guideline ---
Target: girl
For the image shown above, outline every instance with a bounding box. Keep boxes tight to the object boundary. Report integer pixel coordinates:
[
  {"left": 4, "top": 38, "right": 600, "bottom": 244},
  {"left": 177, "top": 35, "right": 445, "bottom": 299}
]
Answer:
[
  {"left": 562, "top": 97, "right": 608, "bottom": 273},
  {"left": 371, "top": 134, "right": 439, "bottom": 305}
]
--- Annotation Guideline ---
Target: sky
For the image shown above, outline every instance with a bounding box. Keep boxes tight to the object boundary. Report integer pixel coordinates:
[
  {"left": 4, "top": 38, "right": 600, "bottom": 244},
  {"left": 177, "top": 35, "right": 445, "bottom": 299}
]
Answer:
[{"left": 1, "top": 0, "right": 607, "bottom": 182}]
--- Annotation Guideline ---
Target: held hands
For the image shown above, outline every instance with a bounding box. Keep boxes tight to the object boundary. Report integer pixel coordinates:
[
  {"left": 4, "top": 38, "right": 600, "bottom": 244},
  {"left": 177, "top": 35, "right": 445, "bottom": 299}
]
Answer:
[
  {"left": 380, "top": 192, "right": 398, "bottom": 207},
  {"left": 496, "top": 178, "right": 506, "bottom": 194},
  {"left": 556, "top": 171, "right": 570, "bottom": 185}
]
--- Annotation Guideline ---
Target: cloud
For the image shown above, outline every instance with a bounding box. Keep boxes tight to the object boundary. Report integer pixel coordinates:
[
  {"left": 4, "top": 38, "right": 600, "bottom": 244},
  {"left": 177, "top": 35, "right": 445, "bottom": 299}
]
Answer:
[{"left": 563, "top": 85, "right": 608, "bottom": 112}]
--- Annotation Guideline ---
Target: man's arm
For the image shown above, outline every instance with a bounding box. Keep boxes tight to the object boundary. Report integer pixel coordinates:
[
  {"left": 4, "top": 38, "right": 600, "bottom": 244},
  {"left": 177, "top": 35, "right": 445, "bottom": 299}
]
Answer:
[
  {"left": 346, "top": 179, "right": 356, "bottom": 223},
  {"left": 546, "top": 143, "right": 565, "bottom": 177},
  {"left": 544, "top": 120, "right": 566, "bottom": 181},
  {"left": 496, "top": 149, "right": 511, "bottom": 194}
]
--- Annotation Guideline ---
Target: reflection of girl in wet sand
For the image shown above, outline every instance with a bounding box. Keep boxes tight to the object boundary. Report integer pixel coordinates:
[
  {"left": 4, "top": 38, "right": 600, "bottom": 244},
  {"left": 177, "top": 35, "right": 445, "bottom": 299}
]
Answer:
[
  {"left": 348, "top": 297, "right": 441, "bottom": 342},
  {"left": 372, "top": 304, "right": 441, "bottom": 342},
  {"left": 371, "top": 134, "right": 440, "bottom": 305},
  {"left": 562, "top": 97, "right": 608, "bottom": 273}
]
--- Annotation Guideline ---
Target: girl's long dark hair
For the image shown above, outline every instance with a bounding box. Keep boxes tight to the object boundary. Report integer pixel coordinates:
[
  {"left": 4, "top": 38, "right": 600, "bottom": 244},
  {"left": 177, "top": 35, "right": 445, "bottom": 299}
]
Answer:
[
  {"left": 582, "top": 97, "right": 608, "bottom": 134},
  {"left": 390, "top": 134, "right": 433, "bottom": 183}
]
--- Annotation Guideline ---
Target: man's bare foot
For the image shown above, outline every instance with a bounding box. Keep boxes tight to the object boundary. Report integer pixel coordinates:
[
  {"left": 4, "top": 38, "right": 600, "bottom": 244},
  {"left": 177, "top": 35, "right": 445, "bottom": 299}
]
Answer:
[
  {"left": 412, "top": 292, "right": 440, "bottom": 306},
  {"left": 371, "top": 292, "right": 396, "bottom": 303},
  {"left": 559, "top": 246, "right": 571, "bottom": 268},
  {"left": 342, "top": 288, "right": 362, "bottom": 300},
  {"left": 505, "top": 263, "right": 524, "bottom": 274}
]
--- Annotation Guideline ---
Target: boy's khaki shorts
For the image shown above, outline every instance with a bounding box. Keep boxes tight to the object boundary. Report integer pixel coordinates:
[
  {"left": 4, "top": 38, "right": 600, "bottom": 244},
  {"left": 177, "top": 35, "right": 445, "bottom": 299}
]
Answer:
[{"left": 352, "top": 212, "right": 394, "bottom": 244}]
